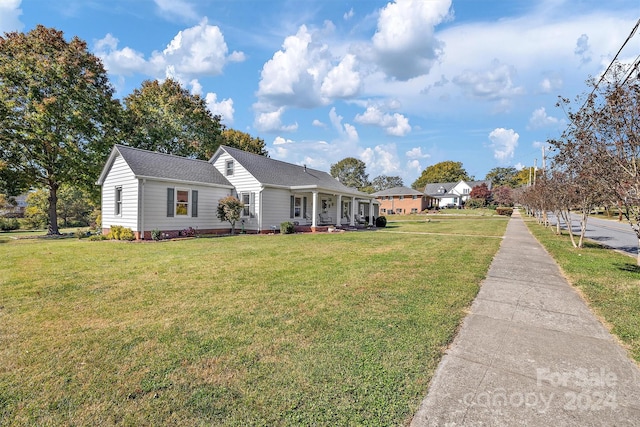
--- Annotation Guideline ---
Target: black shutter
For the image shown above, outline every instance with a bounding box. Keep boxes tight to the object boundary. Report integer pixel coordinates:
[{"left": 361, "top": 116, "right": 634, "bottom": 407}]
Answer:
[
  {"left": 192, "top": 190, "right": 198, "bottom": 217},
  {"left": 167, "top": 188, "right": 174, "bottom": 217},
  {"left": 303, "top": 197, "right": 307, "bottom": 219},
  {"left": 290, "top": 195, "right": 294, "bottom": 218}
]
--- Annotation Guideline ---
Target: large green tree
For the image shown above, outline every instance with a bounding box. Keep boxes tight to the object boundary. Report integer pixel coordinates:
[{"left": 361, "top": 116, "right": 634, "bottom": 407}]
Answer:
[
  {"left": 124, "top": 79, "right": 223, "bottom": 160},
  {"left": 330, "top": 157, "right": 370, "bottom": 190},
  {"left": 0, "top": 25, "right": 122, "bottom": 234},
  {"left": 219, "top": 128, "right": 268, "bottom": 156},
  {"left": 485, "top": 166, "right": 519, "bottom": 188},
  {"left": 372, "top": 175, "right": 404, "bottom": 192},
  {"left": 412, "top": 161, "right": 471, "bottom": 190}
]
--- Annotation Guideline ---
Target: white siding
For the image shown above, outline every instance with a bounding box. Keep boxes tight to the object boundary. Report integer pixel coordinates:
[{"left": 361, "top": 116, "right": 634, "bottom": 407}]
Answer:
[
  {"left": 101, "top": 154, "right": 139, "bottom": 231},
  {"left": 212, "top": 152, "right": 264, "bottom": 231},
  {"left": 142, "top": 180, "right": 231, "bottom": 233},
  {"left": 261, "top": 188, "right": 295, "bottom": 229}
]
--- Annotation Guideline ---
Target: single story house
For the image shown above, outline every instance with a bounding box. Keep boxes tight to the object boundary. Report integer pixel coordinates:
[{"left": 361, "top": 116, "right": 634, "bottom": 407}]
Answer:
[
  {"left": 97, "top": 144, "right": 378, "bottom": 239},
  {"left": 424, "top": 180, "right": 492, "bottom": 208},
  {"left": 371, "top": 186, "right": 429, "bottom": 214}
]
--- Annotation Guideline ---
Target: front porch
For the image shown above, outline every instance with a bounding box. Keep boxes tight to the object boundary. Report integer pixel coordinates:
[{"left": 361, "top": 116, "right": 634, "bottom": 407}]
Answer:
[{"left": 288, "top": 190, "right": 379, "bottom": 230}]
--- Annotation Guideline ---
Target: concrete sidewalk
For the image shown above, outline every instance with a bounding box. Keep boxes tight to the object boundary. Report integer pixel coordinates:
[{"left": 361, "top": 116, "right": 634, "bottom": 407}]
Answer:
[{"left": 410, "top": 210, "right": 640, "bottom": 426}]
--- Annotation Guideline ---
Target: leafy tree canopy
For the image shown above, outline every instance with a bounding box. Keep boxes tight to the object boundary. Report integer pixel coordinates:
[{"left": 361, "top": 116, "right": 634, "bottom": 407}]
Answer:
[
  {"left": 372, "top": 175, "right": 404, "bottom": 192},
  {"left": 330, "top": 157, "right": 370, "bottom": 190},
  {"left": 219, "top": 129, "right": 268, "bottom": 156},
  {"left": 412, "top": 161, "right": 471, "bottom": 190},
  {"left": 513, "top": 166, "right": 538, "bottom": 187},
  {"left": 0, "top": 25, "right": 122, "bottom": 234},
  {"left": 124, "top": 79, "right": 223, "bottom": 160},
  {"left": 217, "top": 196, "right": 243, "bottom": 234},
  {"left": 485, "top": 166, "right": 519, "bottom": 188},
  {"left": 470, "top": 183, "right": 492, "bottom": 201}
]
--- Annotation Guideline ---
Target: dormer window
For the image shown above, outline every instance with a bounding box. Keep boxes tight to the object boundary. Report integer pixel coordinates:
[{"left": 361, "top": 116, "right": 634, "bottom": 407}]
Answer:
[{"left": 226, "top": 160, "right": 234, "bottom": 176}]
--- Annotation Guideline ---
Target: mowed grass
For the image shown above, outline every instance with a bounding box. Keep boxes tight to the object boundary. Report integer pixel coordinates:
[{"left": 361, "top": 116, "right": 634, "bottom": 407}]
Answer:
[
  {"left": 525, "top": 218, "right": 640, "bottom": 363},
  {"left": 1, "top": 218, "right": 507, "bottom": 426}
]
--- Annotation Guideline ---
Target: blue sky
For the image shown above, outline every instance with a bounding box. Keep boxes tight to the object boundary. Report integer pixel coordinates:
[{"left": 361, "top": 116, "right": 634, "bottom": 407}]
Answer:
[{"left": 2, "top": 0, "right": 638, "bottom": 185}]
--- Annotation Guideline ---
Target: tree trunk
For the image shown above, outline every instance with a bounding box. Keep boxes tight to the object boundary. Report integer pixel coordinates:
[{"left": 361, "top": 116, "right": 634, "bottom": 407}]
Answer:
[
  {"left": 577, "top": 210, "right": 588, "bottom": 249},
  {"left": 47, "top": 182, "right": 60, "bottom": 235},
  {"left": 560, "top": 209, "right": 578, "bottom": 248},
  {"left": 637, "top": 237, "right": 640, "bottom": 267}
]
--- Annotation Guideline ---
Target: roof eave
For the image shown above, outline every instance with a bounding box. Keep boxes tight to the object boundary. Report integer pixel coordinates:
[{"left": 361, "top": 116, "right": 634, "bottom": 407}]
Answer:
[{"left": 135, "top": 175, "right": 235, "bottom": 189}]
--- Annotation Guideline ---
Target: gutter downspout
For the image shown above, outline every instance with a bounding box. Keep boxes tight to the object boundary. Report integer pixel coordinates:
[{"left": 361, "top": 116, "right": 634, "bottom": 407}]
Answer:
[{"left": 140, "top": 178, "right": 145, "bottom": 240}]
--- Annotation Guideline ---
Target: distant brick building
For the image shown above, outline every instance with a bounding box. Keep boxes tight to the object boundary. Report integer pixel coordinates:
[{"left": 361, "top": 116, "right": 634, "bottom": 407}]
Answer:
[{"left": 372, "top": 186, "right": 430, "bottom": 215}]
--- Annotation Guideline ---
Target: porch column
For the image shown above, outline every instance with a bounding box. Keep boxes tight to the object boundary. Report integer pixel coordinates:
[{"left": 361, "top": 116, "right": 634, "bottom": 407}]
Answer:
[
  {"left": 369, "top": 199, "right": 374, "bottom": 226},
  {"left": 311, "top": 191, "right": 318, "bottom": 230},
  {"left": 336, "top": 195, "right": 342, "bottom": 226},
  {"left": 350, "top": 196, "right": 356, "bottom": 226}
]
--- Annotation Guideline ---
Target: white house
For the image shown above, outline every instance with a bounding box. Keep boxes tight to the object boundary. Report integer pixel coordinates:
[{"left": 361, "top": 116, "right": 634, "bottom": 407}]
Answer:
[
  {"left": 97, "top": 144, "right": 378, "bottom": 238},
  {"left": 424, "top": 180, "right": 492, "bottom": 208}
]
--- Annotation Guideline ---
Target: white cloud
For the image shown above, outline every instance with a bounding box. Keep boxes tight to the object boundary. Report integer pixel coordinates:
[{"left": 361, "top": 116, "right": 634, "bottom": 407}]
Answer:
[
  {"left": 407, "top": 159, "right": 422, "bottom": 174},
  {"left": 273, "top": 136, "right": 293, "bottom": 145},
  {"left": 452, "top": 59, "right": 525, "bottom": 109},
  {"left": 157, "top": 19, "right": 245, "bottom": 79},
  {"left": 354, "top": 105, "right": 411, "bottom": 136},
  {"left": 154, "top": 0, "right": 199, "bottom": 23},
  {"left": 321, "top": 54, "right": 361, "bottom": 99},
  {"left": 406, "top": 147, "right": 430, "bottom": 159},
  {"left": 539, "top": 75, "right": 563, "bottom": 93},
  {"left": 574, "top": 33, "right": 591, "bottom": 64},
  {"left": 361, "top": 144, "right": 401, "bottom": 176},
  {"left": 0, "top": 0, "right": 23, "bottom": 33},
  {"left": 95, "top": 20, "right": 244, "bottom": 86},
  {"left": 94, "top": 34, "right": 147, "bottom": 76},
  {"left": 329, "top": 107, "right": 358, "bottom": 143},
  {"left": 254, "top": 107, "right": 298, "bottom": 133},
  {"left": 205, "top": 92, "right": 234, "bottom": 124},
  {"left": 344, "top": 8, "right": 354, "bottom": 21},
  {"left": 257, "top": 25, "right": 331, "bottom": 109},
  {"left": 372, "top": 0, "right": 452, "bottom": 81},
  {"left": 312, "top": 119, "right": 326, "bottom": 128},
  {"left": 489, "top": 128, "right": 519, "bottom": 162},
  {"left": 528, "top": 107, "right": 563, "bottom": 130}
]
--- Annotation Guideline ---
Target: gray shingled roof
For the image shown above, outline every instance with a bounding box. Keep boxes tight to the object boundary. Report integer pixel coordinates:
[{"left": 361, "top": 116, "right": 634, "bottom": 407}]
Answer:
[
  {"left": 98, "top": 145, "right": 232, "bottom": 187},
  {"left": 371, "top": 186, "right": 424, "bottom": 197},
  {"left": 219, "top": 145, "right": 371, "bottom": 197},
  {"left": 424, "top": 182, "right": 457, "bottom": 196},
  {"left": 467, "top": 180, "right": 492, "bottom": 190}
]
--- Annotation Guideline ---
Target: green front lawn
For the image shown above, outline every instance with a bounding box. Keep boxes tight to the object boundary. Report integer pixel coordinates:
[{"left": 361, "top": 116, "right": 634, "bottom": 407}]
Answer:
[{"left": 0, "top": 219, "right": 507, "bottom": 425}]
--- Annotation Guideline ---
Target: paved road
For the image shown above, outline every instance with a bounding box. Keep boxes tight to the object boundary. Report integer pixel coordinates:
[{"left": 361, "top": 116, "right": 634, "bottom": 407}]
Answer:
[{"left": 548, "top": 213, "right": 639, "bottom": 256}]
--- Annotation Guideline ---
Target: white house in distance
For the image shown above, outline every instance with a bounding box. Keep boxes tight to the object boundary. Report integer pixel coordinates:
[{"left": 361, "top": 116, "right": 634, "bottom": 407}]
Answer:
[
  {"left": 424, "top": 180, "right": 492, "bottom": 208},
  {"left": 97, "top": 144, "right": 377, "bottom": 239}
]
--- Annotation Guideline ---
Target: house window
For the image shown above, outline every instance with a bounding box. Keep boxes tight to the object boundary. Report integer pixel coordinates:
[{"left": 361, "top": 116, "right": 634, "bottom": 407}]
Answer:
[
  {"left": 399, "top": 195, "right": 404, "bottom": 200},
  {"left": 176, "top": 190, "right": 189, "bottom": 215},
  {"left": 226, "top": 160, "right": 234, "bottom": 176},
  {"left": 464, "top": 188, "right": 470, "bottom": 194},
  {"left": 114, "top": 186, "right": 122, "bottom": 215},
  {"left": 412, "top": 195, "right": 417, "bottom": 200},
  {"left": 411, "top": 208, "right": 418, "bottom": 214},
  {"left": 242, "top": 192, "right": 250, "bottom": 217}
]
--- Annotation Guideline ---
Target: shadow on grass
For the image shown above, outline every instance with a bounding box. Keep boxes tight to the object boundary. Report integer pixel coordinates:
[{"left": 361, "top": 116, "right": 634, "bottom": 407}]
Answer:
[{"left": 616, "top": 263, "right": 640, "bottom": 273}]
